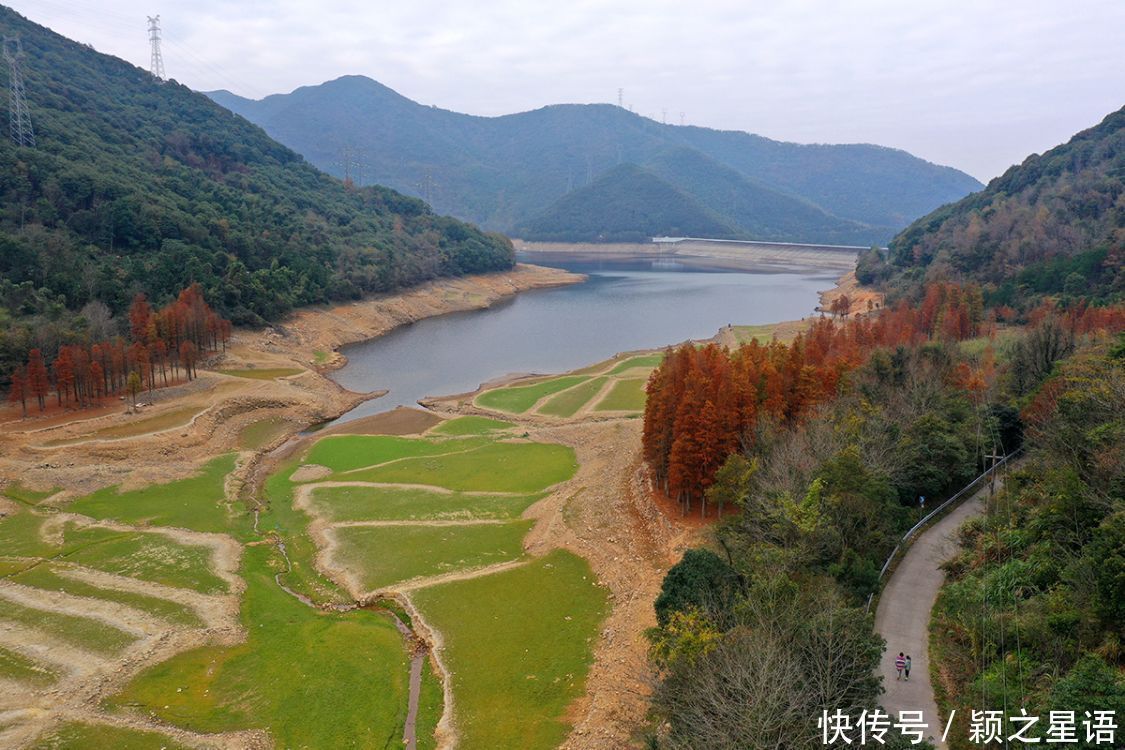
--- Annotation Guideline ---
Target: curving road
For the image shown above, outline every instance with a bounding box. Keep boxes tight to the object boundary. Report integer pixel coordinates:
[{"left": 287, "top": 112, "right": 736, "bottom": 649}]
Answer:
[{"left": 874, "top": 485, "right": 992, "bottom": 749}]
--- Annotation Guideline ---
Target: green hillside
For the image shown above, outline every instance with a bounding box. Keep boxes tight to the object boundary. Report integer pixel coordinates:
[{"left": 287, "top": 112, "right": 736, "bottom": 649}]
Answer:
[
  {"left": 874, "top": 105, "right": 1124, "bottom": 306},
  {"left": 0, "top": 7, "right": 512, "bottom": 356},
  {"left": 516, "top": 164, "right": 735, "bottom": 243},
  {"left": 208, "top": 76, "right": 982, "bottom": 243},
  {"left": 642, "top": 147, "right": 881, "bottom": 244}
]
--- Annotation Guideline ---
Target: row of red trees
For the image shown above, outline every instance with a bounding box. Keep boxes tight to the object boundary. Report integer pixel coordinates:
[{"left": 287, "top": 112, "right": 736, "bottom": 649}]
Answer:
[
  {"left": 641, "top": 283, "right": 1121, "bottom": 512},
  {"left": 7, "top": 284, "right": 231, "bottom": 416}
]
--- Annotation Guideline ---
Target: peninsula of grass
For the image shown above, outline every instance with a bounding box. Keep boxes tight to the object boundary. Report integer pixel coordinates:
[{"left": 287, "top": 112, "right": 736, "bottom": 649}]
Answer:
[
  {"left": 303, "top": 434, "right": 488, "bottom": 475},
  {"left": 0, "top": 599, "right": 136, "bottom": 655},
  {"left": 110, "top": 544, "right": 411, "bottom": 748},
  {"left": 411, "top": 550, "right": 608, "bottom": 750},
  {"left": 429, "top": 416, "right": 514, "bottom": 437},
  {"left": 538, "top": 377, "right": 607, "bottom": 417},
  {"left": 12, "top": 564, "right": 202, "bottom": 627},
  {"left": 218, "top": 367, "right": 303, "bottom": 380},
  {"left": 609, "top": 354, "right": 664, "bottom": 374},
  {"left": 30, "top": 722, "right": 194, "bottom": 750},
  {"left": 67, "top": 454, "right": 237, "bottom": 534},
  {"left": 474, "top": 375, "right": 588, "bottom": 414},
  {"left": 347, "top": 441, "right": 577, "bottom": 493},
  {"left": 594, "top": 378, "right": 648, "bottom": 412},
  {"left": 0, "top": 644, "right": 58, "bottom": 687},
  {"left": 308, "top": 485, "right": 543, "bottom": 522},
  {"left": 333, "top": 521, "right": 532, "bottom": 591}
]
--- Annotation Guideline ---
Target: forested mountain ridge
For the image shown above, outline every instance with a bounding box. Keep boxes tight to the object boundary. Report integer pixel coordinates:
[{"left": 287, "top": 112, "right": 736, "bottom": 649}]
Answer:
[
  {"left": 0, "top": 6, "right": 512, "bottom": 379},
  {"left": 208, "top": 75, "right": 983, "bottom": 244},
  {"left": 517, "top": 164, "right": 738, "bottom": 243},
  {"left": 873, "top": 105, "right": 1125, "bottom": 306}
]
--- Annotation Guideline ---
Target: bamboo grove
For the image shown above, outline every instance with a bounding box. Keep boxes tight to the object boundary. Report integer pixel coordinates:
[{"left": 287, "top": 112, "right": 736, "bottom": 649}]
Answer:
[
  {"left": 7, "top": 284, "right": 231, "bottom": 415},
  {"left": 642, "top": 283, "right": 1125, "bottom": 513}
]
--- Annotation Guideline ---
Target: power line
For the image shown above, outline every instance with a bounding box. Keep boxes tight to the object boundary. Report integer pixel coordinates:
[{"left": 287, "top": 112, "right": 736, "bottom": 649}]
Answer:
[
  {"left": 3, "top": 35, "right": 36, "bottom": 148},
  {"left": 147, "top": 15, "right": 165, "bottom": 80}
]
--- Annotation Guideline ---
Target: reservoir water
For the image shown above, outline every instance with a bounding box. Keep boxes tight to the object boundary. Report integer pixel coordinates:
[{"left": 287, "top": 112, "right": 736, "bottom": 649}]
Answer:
[{"left": 330, "top": 256, "right": 837, "bottom": 421}]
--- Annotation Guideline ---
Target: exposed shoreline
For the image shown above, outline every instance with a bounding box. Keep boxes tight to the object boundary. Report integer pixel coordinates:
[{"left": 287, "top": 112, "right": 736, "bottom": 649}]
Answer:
[{"left": 0, "top": 253, "right": 867, "bottom": 749}]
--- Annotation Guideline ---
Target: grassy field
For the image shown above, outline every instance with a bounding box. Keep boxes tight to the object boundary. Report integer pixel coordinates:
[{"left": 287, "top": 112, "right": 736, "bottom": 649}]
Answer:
[
  {"left": 416, "top": 658, "right": 444, "bottom": 750},
  {"left": 0, "top": 505, "right": 228, "bottom": 594},
  {"left": 0, "top": 599, "right": 136, "bottom": 655},
  {"left": 0, "top": 644, "right": 58, "bottom": 686},
  {"left": 110, "top": 544, "right": 411, "bottom": 748},
  {"left": 308, "top": 485, "right": 543, "bottom": 522},
  {"left": 67, "top": 454, "right": 237, "bottom": 534},
  {"left": 538, "top": 377, "right": 607, "bottom": 418},
  {"left": 43, "top": 406, "right": 203, "bottom": 446},
  {"left": 218, "top": 367, "right": 303, "bottom": 380},
  {"left": 1, "top": 482, "right": 58, "bottom": 505},
  {"left": 261, "top": 459, "right": 352, "bottom": 605},
  {"left": 594, "top": 378, "right": 647, "bottom": 412},
  {"left": 303, "top": 435, "right": 489, "bottom": 475},
  {"left": 333, "top": 521, "right": 532, "bottom": 591},
  {"left": 429, "top": 416, "right": 514, "bottom": 436},
  {"left": 412, "top": 550, "right": 607, "bottom": 750},
  {"left": 63, "top": 529, "right": 229, "bottom": 594},
  {"left": 11, "top": 564, "right": 202, "bottom": 627},
  {"left": 347, "top": 442, "right": 577, "bottom": 493},
  {"left": 238, "top": 417, "right": 292, "bottom": 450},
  {"left": 608, "top": 354, "right": 663, "bottom": 374},
  {"left": 29, "top": 722, "right": 194, "bottom": 750},
  {"left": 474, "top": 376, "right": 588, "bottom": 414}
]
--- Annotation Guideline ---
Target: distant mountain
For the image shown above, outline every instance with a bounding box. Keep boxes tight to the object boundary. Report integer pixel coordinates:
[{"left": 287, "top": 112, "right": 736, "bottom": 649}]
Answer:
[
  {"left": 207, "top": 76, "right": 983, "bottom": 245},
  {"left": 0, "top": 8, "right": 512, "bottom": 344},
  {"left": 874, "top": 105, "right": 1124, "bottom": 306},
  {"left": 518, "top": 163, "right": 736, "bottom": 243}
]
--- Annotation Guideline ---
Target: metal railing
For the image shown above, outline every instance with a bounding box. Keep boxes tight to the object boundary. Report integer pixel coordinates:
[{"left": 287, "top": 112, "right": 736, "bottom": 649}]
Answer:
[{"left": 865, "top": 448, "right": 1022, "bottom": 613}]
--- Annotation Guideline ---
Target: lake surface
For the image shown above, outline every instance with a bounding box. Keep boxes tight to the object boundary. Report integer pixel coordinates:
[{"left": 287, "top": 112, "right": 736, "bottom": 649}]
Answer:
[{"left": 330, "top": 256, "right": 836, "bottom": 421}]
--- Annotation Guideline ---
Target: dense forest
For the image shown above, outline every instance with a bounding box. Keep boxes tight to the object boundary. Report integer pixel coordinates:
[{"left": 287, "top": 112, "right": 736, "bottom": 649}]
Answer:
[
  {"left": 643, "top": 295, "right": 1124, "bottom": 748},
  {"left": 863, "top": 106, "right": 1124, "bottom": 309},
  {"left": 931, "top": 340, "right": 1124, "bottom": 749},
  {"left": 209, "top": 75, "right": 982, "bottom": 243},
  {"left": 0, "top": 6, "right": 513, "bottom": 386}
]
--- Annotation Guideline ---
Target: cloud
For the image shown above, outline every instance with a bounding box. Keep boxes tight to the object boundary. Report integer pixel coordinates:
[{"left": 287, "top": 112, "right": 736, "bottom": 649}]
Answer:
[{"left": 11, "top": 0, "right": 1125, "bottom": 180}]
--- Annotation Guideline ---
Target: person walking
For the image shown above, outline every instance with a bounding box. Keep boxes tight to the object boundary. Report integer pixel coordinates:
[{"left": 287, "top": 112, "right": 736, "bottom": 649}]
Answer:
[
  {"left": 904, "top": 655, "right": 912, "bottom": 681},
  {"left": 894, "top": 652, "right": 906, "bottom": 680}
]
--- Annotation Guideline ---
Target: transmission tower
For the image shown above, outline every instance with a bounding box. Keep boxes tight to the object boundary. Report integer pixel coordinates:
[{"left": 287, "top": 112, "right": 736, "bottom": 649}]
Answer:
[
  {"left": 617, "top": 88, "right": 623, "bottom": 108},
  {"left": 147, "top": 15, "right": 165, "bottom": 80},
  {"left": 3, "top": 36, "right": 35, "bottom": 148}
]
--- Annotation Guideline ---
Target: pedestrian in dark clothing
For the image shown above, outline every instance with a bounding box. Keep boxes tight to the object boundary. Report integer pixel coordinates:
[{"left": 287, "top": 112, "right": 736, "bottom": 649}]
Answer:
[{"left": 905, "top": 655, "right": 912, "bottom": 681}]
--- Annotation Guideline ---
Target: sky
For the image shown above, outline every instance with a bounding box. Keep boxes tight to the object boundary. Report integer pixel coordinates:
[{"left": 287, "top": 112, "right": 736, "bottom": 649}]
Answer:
[{"left": 10, "top": 0, "right": 1125, "bottom": 182}]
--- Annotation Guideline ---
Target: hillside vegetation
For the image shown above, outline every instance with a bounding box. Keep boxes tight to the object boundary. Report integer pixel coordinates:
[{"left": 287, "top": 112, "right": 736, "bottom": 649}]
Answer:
[
  {"left": 0, "top": 7, "right": 512, "bottom": 382},
  {"left": 518, "top": 164, "right": 736, "bottom": 242},
  {"left": 870, "top": 105, "right": 1124, "bottom": 308},
  {"left": 208, "top": 75, "right": 982, "bottom": 244}
]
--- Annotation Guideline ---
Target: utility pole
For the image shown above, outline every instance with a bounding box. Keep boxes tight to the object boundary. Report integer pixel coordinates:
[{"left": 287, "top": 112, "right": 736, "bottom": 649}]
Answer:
[
  {"left": 3, "top": 36, "right": 35, "bottom": 148},
  {"left": 147, "top": 15, "right": 165, "bottom": 80}
]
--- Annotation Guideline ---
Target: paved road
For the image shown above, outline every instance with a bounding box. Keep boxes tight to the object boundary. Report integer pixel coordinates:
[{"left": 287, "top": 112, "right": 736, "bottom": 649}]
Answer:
[{"left": 874, "top": 488, "right": 990, "bottom": 749}]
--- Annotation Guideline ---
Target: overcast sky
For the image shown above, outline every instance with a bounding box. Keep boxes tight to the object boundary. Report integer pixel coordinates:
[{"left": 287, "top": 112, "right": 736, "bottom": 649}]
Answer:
[{"left": 12, "top": 0, "right": 1125, "bottom": 181}]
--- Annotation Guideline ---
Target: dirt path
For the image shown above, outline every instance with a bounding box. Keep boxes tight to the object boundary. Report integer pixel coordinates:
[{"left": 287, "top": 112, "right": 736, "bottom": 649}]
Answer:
[{"left": 874, "top": 488, "right": 991, "bottom": 749}]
